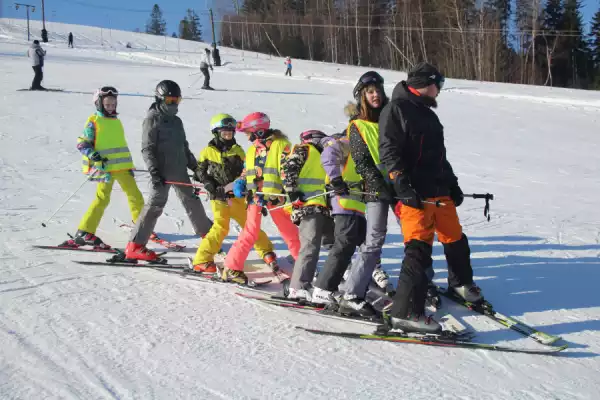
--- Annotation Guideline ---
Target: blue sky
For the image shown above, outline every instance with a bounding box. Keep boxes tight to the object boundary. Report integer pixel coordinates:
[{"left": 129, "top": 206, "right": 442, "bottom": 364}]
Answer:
[{"left": 0, "top": 0, "right": 597, "bottom": 40}]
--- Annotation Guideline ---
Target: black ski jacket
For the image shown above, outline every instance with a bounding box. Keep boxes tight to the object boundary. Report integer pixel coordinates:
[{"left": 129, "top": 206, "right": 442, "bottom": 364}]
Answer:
[{"left": 379, "top": 81, "right": 458, "bottom": 198}]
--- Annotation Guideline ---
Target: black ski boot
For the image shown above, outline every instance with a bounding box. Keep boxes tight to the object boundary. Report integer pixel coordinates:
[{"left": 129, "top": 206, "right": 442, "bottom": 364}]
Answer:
[
  {"left": 73, "top": 230, "right": 111, "bottom": 250},
  {"left": 338, "top": 296, "right": 377, "bottom": 318},
  {"left": 425, "top": 283, "right": 442, "bottom": 309}
]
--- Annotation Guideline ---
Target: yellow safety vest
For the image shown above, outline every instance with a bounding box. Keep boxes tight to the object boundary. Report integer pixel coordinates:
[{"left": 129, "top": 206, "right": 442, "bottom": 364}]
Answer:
[
  {"left": 82, "top": 114, "right": 134, "bottom": 174},
  {"left": 352, "top": 119, "right": 385, "bottom": 175},
  {"left": 295, "top": 144, "right": 327, "bottom": 208},
  {"left": 246, "top": 137, "right": 290, "bottom": 194},
  {"left": 335, "top": 125, "right": 366, "bottom": 214},
  {"left": 199, "top": 144, "right": 245, "bottom": 165}
]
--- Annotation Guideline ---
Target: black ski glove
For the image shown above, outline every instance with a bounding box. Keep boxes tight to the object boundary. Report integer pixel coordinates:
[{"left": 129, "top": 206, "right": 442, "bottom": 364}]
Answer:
[
  {"left": 329, "top": 176, "right": 349, "bottom": 196},
  {"left": 391, "top": 172, "right": 422, "bottom": 209},
  {"left": 450, "top": 184, "right": 464, "bottom": 207},
  {"left": 149, "top": 169, "right": 165, "bottom": 188},
  {"left": 89, "top": 151, "right": 103, "bottom": 162},
  {"left": 288, "top": 190, "right": 306, "bottom": 206}
]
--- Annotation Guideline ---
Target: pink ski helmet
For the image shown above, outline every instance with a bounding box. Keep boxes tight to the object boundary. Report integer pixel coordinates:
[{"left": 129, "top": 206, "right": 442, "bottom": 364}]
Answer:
[{"left": 236, "top": 112, "right": 270, "bottom": 138}]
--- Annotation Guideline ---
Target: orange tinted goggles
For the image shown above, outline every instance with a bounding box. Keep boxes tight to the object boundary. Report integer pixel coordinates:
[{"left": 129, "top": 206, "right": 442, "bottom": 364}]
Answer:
[{"left": 164, "top": 96, "right": 182, "bottom": 105}]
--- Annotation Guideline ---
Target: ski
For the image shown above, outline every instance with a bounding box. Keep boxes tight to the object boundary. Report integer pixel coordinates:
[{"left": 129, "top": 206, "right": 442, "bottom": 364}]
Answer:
[
  {"left": 296, "top": 327, "right": 568, "bottom": 355},
  {"left": 72, "top": 259, "right": 186, "bottom": 269},
  {"left": 153, "top": 267, "right": 273, "bottom": 289},
  {"left": 235, "top": 292, "right": 325, "bottom": 310},
  {"left": 32, "top": 245, "right": 120, "bottom": 254},
  {"left": 115, "top": 220, "right": 186, "bottom": 252},
  {"left": 437, "top": 286, "right": 561, "bottom": 346},
  {"left": 18, "top": 88, "right": 64, "bottom": 92}
]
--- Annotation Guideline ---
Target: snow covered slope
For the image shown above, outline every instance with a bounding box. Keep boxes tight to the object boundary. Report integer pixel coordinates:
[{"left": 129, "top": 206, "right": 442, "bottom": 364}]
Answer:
[{"left": 1, "top": 18, "right": 600, "bottom": 400}]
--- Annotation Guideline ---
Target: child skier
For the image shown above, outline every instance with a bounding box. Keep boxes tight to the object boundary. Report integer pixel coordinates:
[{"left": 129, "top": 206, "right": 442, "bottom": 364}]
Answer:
[
  {"left": 191, "top": 113, "right": 277, "bottom": 273},
  {"left": 223, "top": 112, "right": 300, "bottom": 285},
  {"left": 280, "top": 130, "right": 331, "bottom": 301},
  {"left": 284, "top": 57, "right": 292, "bottom": 76},
  {"left": 62, "top": 86, "right": 144, "bottom": 249},
  {"left": 124, "top": 80, "right": 213, "bottom": 261}
]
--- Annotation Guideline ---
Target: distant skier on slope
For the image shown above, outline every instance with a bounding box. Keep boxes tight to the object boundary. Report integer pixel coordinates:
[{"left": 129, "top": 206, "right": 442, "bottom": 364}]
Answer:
[
  {"left": 200, "top": 48, "right": 214, "bottom": 90},
  {"left": 379, "top": 62, "right": 483, "bottom": 334},
  {"left": 27, "top": 40, "right": 46, "bottom": 90},
  {"left": 60, "top": 86, "right": 144, "bottom": 250},
  {"left": 124, "top": 80, "right": 213, "bottom": 261},
  {"left": 284, "top": 56, "right": 292, "bottom": 76},
  {"left": 68, "top": 32, "right": 74, "bottom": 48}
]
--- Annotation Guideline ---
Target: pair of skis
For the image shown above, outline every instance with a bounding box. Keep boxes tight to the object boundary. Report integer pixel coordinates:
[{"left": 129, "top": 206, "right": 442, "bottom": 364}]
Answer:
[{"left": 235, "top": 292, "right": 567, "bottom": 355}]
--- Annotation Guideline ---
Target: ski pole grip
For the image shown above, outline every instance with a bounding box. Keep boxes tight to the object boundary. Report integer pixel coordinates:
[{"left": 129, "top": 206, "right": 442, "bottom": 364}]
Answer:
[{"left": 469, "top": 193, "right": 494, "bottom": 200}]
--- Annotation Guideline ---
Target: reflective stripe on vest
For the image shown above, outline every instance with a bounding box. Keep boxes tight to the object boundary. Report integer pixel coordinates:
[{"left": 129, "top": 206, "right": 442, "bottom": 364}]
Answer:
[
  {"left": 337, "top": 125, "right": 366, "bottom": 214},
  {"left": 81, "top": 114, "right": 134, "bottom": 174},
  {"left": 296, "top": 144, "right": 327, "bottom": 208},
  {"left": 352, "top": 119, "right": 386, "bottom": 176},
  {"left": 245, "top": 138, "right": 290, "bottom": 194}
]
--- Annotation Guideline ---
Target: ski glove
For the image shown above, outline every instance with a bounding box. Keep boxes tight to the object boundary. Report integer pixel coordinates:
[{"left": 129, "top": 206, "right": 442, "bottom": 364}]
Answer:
[
  {"left": 288, "top": 191, "right": 306, "bottom": 207},
  {"left": 203, "top": 180, "right": 226, "bottom": 199},
  {"left": 391, "top": 173, "right": 422, "bottom": 209},
  {"left": 450, "top": 184, "right": 464, "bottom": 207},
  {"left": 88, "top": 151, "right": 103, "bottom": 162},
  {"left": 329, "top": 176, "right": 349, "bottom": 196},
  {"left": 149, "top": 168, "right": 165, "bottom": 188},
  {"left": 233, "top": 179, "right": 246, "bottom": 198}
]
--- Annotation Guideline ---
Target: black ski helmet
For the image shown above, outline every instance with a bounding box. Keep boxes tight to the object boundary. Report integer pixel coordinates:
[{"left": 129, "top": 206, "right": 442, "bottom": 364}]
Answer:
[
  {"left": 155, "top": 80, "right": 181, "bottom": 102},
  {"left": 93, "top": 86, "right": 118, "bottom": 115},
  {"left": 353, "top": 71, "right": 384, "bottom": 102}
]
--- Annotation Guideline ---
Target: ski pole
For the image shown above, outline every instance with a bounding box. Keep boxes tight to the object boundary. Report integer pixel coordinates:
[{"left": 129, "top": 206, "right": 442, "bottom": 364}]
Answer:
[
  {"left": 464, "top": 193, "right": 495, "bottom": 221},
  {"left": 350, "top": 190, "right": 447, "bottom": 207},
  {"left": 268, "top": 190, "right": 336, "bottom": 211},
  {"left": 41, "top": 171, "right": 98, "bottom": 227},
  {"left": 164, "top": 180, "right": 204, "bottom": 188},
  {"left": 188, "top": 74, "right": 203, "bottom": 89}
]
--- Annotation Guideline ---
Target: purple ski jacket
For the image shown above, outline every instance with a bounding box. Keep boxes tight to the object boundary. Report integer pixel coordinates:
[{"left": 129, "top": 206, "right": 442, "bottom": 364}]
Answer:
[{"left": 319, "top": 135, "right": 363, "bottom": 216}]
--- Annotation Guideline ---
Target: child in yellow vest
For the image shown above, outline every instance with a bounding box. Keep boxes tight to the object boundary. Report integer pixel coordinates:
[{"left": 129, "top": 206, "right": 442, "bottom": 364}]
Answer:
[
  {"left": 191, "top": 113, "right": 275, "bottom": 273},
  {"left": 61, "top": 86, "right": 144, "bottom": 249},
  {"left": 223, "top": 112, "right": 300, "bottom": 285}
]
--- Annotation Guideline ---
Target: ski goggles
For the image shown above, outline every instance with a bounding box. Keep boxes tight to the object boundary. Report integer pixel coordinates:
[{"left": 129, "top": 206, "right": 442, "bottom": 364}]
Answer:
[
  {"left": 435, "top": 76, "right": 445, "bottom": 91},
  {"left": 99, "top": 86, "right": 118, "bottom": 96},
  {"left": 216, "top": 117, "right": 237, "bottom": 130},
  {"left": 164, "top": 96, "right": 182, "bottom": 105},
  {"left": 359, "top": 72, "right": 384, "bottom": 86}
]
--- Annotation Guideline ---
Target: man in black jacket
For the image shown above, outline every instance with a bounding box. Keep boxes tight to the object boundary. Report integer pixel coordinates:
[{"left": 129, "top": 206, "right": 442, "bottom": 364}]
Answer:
[{"left": 379, "top": 62, "right": 483, "bottom": 334}]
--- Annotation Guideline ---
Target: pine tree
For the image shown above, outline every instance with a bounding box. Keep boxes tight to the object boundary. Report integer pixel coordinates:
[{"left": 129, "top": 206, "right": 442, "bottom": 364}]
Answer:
[
  {"left": 179, "top": 9, "right": 202, "bottom": 41},
  {"left": 589, "top": 8, "right": 600, "bottom": 87},
  {"left": 560, "top": 0, "right": 591, "bottom": 87},
  {"left": 146, "top": 4, "right": 167, "bottom": 36},
  {"left": 172, "top": 32, "right": 178, "bottom": 38}
]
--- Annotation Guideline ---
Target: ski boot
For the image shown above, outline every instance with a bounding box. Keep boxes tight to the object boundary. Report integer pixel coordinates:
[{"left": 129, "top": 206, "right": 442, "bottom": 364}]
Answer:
[
  {"left": 425, "top": 283, "right": 442, "bottom": 309},
  {"left": 263, "top": 252, "right": 279, "bottom": 272},
  {"left": 221, "top": 268, "right": 248, "bottom": 285},
  {"left": 288, "top": 282, "right": 313, "bottom": 302},
  {"left": 192, "top": 261, "right": 218, "bottom": 274},
  {"left": 452, "top": 283, "right": 483, "bottom": 303},
  {"left": 124, "top": 242, "right": 159, "bottom": 262},
  {"left": 68, "top": 230, "right": 111, "bottom": 250},
  {"left": 338, "top": 294, "right": 376, "bottom": 318},
  {"left": 384, "top": 312, "right": 442, "bottom": 334}
]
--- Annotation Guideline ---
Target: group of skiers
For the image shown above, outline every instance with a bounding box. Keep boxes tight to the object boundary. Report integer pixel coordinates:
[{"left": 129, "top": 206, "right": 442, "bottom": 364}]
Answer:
[{"left": 63, "top": 60, "right": 484, "bottom": 334}]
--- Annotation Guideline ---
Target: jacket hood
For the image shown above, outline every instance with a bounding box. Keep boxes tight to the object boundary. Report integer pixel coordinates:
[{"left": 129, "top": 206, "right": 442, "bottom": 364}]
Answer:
[
  {"left": 148, "top": 101, "right": 179, "bottom": 116},
  {"left": 391, "top": 81, "right": 437, "bottom": 108}
]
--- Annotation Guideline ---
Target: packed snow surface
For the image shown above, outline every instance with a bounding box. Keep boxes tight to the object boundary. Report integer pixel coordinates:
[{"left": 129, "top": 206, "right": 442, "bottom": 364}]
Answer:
[{"left": 1, "top": 18, "right": 600, "bottom": 400}]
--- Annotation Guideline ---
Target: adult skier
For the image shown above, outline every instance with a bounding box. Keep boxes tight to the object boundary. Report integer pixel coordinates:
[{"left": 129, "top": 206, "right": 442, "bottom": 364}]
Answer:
[
  {"left": 28, "top": 40, "right": 46, "bottom": 90},
  {"left": 280, "top": 130, "right": 330, "bottom": 301},
  {"left": 191, "top": 113, "right": 276, "bottom": 273},
  {"left": 61, "top": 86, "right": 144, "bottom": 249},
  {"left": 200, "top": 48, "right": 214, "bottom": 90},
  {"left": 68, "top": 32, "right": 74, "bottom": 48},
  {"left": 379, "top": 62, "right": 483, "bottom": 333},
  {"left": 124, "top": 80, "right": 213, "bottom": 261},
  {"left": 224, "top": 112, "right": 300, "bottom": 284}
]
